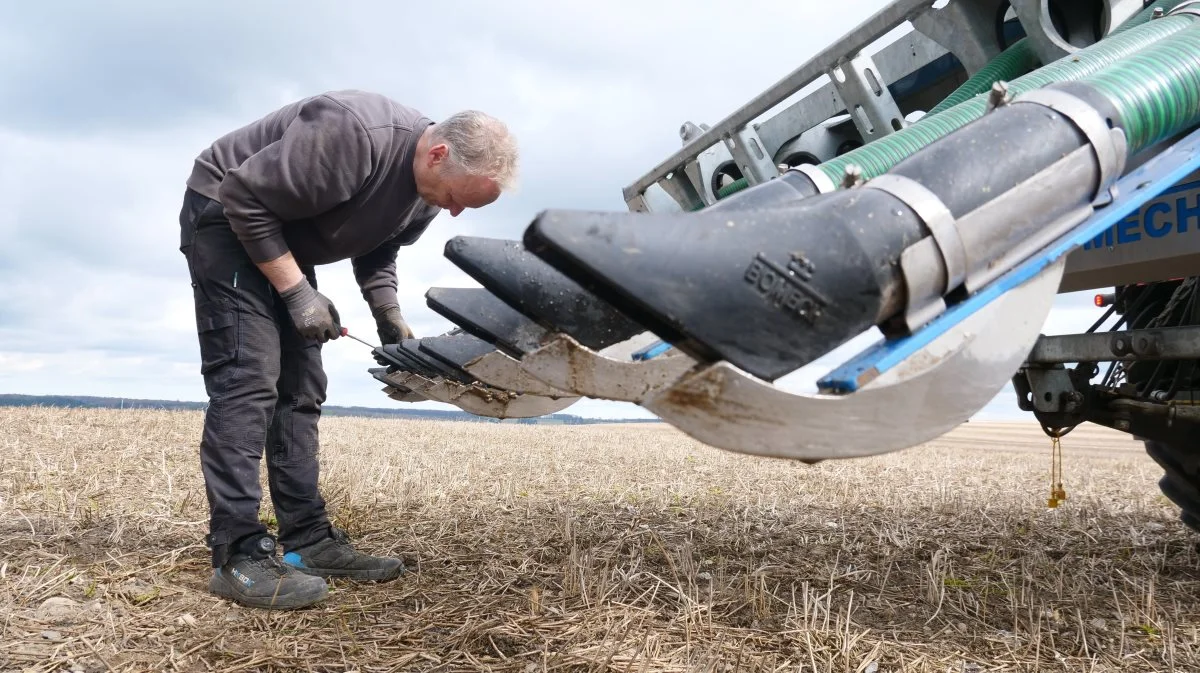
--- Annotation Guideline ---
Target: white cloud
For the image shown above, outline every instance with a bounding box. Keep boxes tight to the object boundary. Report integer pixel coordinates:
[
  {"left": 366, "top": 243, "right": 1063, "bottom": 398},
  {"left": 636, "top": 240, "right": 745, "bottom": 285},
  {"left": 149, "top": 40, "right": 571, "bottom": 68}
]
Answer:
[{"left": 0, "top": 353, "right": 45, "bottom": 374}]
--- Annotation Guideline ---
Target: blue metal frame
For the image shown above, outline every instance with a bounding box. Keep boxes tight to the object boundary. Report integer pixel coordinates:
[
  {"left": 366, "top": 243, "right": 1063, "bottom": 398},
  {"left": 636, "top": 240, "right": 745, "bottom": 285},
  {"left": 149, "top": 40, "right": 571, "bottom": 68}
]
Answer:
[
  {"left": 819, "top": 126, "right": 1200, "bottom": 394},
  {"left": 632, "top": 341, "right": 672, "bottom": 361}
]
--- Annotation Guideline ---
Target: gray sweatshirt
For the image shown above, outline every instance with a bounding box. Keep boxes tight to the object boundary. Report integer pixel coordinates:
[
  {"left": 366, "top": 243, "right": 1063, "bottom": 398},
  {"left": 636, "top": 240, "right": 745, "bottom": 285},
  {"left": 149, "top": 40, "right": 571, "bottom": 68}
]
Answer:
[{"left": 186, "top": 90, "right": 439, "bottom": 310}]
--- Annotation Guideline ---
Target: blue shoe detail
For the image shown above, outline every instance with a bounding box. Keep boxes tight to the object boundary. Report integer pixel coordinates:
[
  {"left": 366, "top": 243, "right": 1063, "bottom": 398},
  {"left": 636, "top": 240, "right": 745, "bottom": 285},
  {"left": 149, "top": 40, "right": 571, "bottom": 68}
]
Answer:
[{"left": 282, "top": 552, "right": 306, "bottom": 568}]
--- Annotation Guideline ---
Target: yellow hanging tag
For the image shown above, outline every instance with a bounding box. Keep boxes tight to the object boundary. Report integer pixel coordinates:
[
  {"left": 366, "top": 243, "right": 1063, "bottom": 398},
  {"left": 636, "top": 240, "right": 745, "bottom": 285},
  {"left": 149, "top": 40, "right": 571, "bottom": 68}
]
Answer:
[{"left": 1048, "top": 434, "right": 1067, "bottom": 508}]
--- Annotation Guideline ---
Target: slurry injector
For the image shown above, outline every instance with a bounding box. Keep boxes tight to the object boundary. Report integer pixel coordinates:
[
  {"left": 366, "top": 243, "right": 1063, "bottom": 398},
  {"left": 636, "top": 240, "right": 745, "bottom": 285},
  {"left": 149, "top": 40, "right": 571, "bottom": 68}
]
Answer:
[{"left": 371, "top": 0, "right": 1200, "bottom": 529}]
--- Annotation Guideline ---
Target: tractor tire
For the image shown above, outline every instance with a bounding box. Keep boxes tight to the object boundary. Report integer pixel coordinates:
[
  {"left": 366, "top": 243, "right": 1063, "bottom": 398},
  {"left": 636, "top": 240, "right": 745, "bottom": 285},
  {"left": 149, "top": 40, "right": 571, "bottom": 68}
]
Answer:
[{"left": 1144, "top": 439, "right": 1200, "bottom": 533}]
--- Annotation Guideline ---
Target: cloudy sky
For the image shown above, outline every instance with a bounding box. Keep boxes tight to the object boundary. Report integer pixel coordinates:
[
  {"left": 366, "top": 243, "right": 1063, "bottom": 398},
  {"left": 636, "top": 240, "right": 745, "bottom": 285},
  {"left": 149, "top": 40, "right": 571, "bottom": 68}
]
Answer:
[{"left": 0, "top": 0, "right": 1108, "bottom": 421}]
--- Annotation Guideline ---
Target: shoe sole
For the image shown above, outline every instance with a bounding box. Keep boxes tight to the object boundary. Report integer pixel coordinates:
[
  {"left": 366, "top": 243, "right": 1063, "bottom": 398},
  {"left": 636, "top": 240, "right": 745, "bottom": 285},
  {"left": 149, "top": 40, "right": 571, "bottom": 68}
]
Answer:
[
  {"left": 289, "top": 564, "right": 405, "bottom": 582},
  {"left": 208, "top": 576, "right": 329, "bottom": 610}
]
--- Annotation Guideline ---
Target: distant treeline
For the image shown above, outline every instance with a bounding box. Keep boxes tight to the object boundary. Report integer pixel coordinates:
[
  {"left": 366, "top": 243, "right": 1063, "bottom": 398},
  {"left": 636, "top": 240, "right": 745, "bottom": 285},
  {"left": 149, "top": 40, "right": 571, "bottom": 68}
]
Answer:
[{"left": 0, "top": 394, "right": 661, "bottom": 425}]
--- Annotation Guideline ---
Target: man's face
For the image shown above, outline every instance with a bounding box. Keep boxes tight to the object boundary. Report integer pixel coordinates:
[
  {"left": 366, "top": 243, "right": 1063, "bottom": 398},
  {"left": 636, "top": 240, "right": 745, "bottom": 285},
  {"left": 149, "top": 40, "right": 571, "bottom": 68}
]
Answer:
[{"left": 415, "top": 143, "right": 502, "bottom": 217}]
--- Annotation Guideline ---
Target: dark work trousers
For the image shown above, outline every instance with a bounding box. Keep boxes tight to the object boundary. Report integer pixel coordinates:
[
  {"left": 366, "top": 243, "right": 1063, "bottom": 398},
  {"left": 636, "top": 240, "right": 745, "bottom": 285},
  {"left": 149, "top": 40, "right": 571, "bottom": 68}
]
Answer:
[{"left": 178, "top": 188, "right": 333, "bottom": 567}]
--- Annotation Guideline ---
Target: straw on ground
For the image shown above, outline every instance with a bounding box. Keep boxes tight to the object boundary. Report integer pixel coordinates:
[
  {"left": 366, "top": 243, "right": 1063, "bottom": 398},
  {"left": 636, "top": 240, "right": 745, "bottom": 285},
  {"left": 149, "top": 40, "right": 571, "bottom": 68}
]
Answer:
[{"left": 1, "top": 407, "right": 1198, "bottom": 672}]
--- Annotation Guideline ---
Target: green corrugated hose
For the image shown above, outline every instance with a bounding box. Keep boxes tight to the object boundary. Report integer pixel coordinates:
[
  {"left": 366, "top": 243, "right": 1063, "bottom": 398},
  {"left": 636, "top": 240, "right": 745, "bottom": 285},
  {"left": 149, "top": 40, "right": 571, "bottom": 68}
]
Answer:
[
  {"left": 925, "top": 38, "right": 1040, "bottom": 116},
  {"left": 716, "top": 39, "right": 1042, "bottom": 200},
  {"left": 924, "top": 1, "right": 1189, "bottom": 119},
  {"left": 711, "top": 2, "right": 1194, "bottom": 204},
  {"left": 818, "top": 13, "right": 1198, "bottom": 184},
  {"left": 716, "top": 178, "right": 749, "bottom": 200},
  {"left": 1110, "top": 0, "right": 1190, "bottom": 34},
  {"left": 1082, "top": 26, "right": 1200, "bottom": 154}
]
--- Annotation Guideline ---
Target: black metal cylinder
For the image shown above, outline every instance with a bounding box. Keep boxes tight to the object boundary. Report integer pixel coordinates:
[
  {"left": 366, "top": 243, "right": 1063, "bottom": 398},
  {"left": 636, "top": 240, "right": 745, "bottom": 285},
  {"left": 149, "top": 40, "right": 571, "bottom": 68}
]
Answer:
[
  {"left": 444, "top": 236, "right": 646, "bottom": 351},
  {"left": 424, "top": 287, "right": 550, "bottom": 359},
  {"left": 526, "top": 186, "right": 925, "bottom": 381},
  {"left": 887, "top": 91, "right": 1098, "bottom": 217}
]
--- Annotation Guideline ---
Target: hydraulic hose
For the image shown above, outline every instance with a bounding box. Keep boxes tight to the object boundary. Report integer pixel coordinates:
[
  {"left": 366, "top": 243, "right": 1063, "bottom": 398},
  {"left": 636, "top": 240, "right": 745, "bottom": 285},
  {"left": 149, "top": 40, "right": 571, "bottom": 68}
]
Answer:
[{"left": 818, "top": 12, "right": 1197, "bottom": 184}]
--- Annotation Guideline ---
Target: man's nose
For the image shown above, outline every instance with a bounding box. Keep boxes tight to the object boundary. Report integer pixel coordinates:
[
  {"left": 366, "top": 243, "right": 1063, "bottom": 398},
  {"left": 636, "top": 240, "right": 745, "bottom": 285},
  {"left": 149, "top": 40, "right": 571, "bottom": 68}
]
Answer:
[{"left": 449, "top": 205, "right": 464, "bottom": 217}]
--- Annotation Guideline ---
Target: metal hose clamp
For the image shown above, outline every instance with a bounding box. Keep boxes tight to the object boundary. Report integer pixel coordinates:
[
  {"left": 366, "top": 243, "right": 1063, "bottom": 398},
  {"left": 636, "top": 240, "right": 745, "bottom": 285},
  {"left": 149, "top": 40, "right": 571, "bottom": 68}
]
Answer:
[
  {"left": 1167, "top": 1, "right": 1200, "bottom": 19},
  {"left": 863, "top": 174, "right": 967, "bottom": 293},
  {"left": 788, "top": 163, "right": 837, "bottom": 194},
  {"left": 1011, "top": 88, "right": 1128, "bottom": 200}
]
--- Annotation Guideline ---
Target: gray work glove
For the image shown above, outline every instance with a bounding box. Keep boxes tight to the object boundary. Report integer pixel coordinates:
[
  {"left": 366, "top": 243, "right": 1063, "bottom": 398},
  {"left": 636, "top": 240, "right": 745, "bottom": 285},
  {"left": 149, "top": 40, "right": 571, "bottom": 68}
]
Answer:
[
  {"left": 280, "top": 278, "right": 342, "bottom": 343},
  {"left": 372, "top": 305, "right": 414, "bottom": 345}
]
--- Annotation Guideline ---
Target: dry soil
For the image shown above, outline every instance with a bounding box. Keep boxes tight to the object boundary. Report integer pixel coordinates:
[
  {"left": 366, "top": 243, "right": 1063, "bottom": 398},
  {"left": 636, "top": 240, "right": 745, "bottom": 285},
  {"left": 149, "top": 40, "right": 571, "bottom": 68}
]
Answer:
[{"left": 1, "top": 407, "right": 1198, "bottom": 672}]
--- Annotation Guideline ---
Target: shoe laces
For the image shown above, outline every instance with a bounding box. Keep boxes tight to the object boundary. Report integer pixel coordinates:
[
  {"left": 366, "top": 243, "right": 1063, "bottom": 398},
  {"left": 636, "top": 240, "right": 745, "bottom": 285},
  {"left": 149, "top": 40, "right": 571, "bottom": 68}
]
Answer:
[
  {"left": 330, "top": 527, "right": 353, "bottom": 547},
  {"left": 248, "top": 554, "right": 290, "bottom": 578}
]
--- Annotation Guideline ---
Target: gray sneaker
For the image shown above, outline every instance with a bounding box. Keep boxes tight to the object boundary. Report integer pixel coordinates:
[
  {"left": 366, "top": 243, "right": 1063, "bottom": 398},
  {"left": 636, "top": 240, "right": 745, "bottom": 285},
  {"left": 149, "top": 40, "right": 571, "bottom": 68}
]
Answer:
[
  {"left": 283, "top": 528, "right": 405, "bottom": 581},
  {"left": 209, "top": 534, "right": 328, "bottom": 610}
]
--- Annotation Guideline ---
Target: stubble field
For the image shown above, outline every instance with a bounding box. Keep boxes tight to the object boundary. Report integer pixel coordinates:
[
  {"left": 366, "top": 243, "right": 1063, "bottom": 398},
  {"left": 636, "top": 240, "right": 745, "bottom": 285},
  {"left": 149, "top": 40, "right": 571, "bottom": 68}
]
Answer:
[{"left": 1, "top": 406, "right": 1198, "bottom": 672}]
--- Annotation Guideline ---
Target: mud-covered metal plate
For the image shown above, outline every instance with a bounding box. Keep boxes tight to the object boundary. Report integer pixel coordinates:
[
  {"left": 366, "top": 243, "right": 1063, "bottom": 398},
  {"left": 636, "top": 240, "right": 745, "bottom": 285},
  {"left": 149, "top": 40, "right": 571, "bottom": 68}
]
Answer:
[
  {"left": 385, "top": 371, "right": 577, "bottom": 419},
  {"left": 462, "top": 350, "right": 579, "bottom": 398},
  {"left": 519, "top": 332, "right": 697, "bottom": 403}
]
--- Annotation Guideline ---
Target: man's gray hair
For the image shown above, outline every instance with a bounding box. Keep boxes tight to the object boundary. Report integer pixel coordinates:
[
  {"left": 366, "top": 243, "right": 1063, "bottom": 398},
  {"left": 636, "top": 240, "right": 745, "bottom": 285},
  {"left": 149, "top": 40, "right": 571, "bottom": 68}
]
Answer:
[{"left": 430, "top": 110, "right": 519, "bottom": 189}]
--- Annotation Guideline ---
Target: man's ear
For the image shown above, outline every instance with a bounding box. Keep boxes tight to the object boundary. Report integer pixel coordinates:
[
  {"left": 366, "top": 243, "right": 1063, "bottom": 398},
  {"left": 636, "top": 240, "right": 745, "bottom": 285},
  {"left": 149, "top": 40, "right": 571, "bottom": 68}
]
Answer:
[{"left": 428, "top": 143, "right": 450, "bottom": 167}]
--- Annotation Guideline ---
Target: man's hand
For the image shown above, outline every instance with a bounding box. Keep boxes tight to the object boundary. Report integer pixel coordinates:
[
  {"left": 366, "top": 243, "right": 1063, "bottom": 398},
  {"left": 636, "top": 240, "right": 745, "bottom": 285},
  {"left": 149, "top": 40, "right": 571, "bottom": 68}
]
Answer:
[
  {"left": 373, "top": 305, "right": 414, "bottom": 345},
  {"left": 280, "top": 278, "right": 342, "bottom": 342}
]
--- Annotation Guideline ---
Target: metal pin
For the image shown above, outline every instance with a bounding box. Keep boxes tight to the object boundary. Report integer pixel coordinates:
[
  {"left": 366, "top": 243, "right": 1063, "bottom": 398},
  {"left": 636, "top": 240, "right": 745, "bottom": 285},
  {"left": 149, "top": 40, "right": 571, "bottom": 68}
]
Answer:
[{"left": 986, "top": 81, "right": 1012, "bottom": 113}]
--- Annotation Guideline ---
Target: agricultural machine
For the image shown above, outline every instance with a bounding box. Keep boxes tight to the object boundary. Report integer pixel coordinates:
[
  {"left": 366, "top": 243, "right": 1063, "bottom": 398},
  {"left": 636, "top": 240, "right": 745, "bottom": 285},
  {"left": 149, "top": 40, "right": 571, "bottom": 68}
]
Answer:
[{"left": 370, "top": 0, "right": 1200, "bottom": 529}]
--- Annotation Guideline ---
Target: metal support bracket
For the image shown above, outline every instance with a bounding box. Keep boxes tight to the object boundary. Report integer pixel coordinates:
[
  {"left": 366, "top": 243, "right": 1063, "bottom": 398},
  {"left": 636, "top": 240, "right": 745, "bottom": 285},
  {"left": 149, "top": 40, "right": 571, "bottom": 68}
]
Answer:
[
  {"left": 723, "top": 124, "right": 780, "bottom": 187},
  {"left": 1028, "top": 325, "right": 1200, "bottom": 364},
  {"left": 828, "top": 52, "right": 908, "bottom": 141},
  {"left": 1024, "top": 366, "right": 1081, "bottom": 414},
  {"left": 621, "top": 0, "right": 936, "bottom": 205},
  {"left": 909, "top": 0, "right": 1006, "bottom": 75},
  {"left": 657, "top": 170, "right": 706, "bottom": 212},
  {"left": 1008, "top": 0, "right": 1112, "bottom": 64}
]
